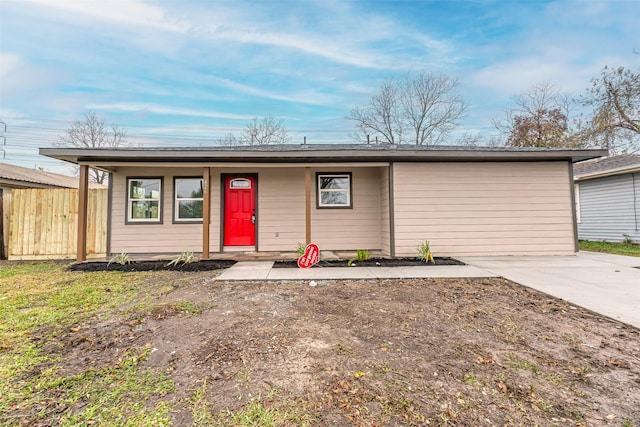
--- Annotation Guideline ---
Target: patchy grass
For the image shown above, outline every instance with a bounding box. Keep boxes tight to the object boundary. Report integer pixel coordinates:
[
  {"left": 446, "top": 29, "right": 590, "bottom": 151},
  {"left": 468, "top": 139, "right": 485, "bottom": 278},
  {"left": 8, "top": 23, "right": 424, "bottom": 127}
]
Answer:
[
  {"left": 2, "top": 262, "right": 639, "bottom": 426},
  {"left": 188, "top": 380, "right": 314, "bottom": 427},
  {"left": 0, "top": 262, "right": 176, "bottom": 425},
  {"left": 579, "top": 239, "right": 640, "bottom": 257}
]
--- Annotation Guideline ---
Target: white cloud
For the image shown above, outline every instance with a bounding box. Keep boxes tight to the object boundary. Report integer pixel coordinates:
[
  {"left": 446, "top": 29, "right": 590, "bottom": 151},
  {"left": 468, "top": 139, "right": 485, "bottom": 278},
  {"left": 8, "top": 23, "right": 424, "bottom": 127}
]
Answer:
[
  {"left": 207, "top": 77, "right": 340, "bottom": 106},
  {"left": 14, "top": 0, "right": 186, "bottom": 32},
  {"left": 86, "top": 103, "right": 255, "bottom": 121}
]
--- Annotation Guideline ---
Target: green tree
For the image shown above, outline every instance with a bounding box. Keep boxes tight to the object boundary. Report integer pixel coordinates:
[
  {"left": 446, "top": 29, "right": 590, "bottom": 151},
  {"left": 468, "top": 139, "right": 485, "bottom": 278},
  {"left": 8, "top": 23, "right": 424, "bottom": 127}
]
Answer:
[
  {"left": 581, "top": 65, "right": 640, "bottom": 153},
  {"left": 494, "top": 82, "right": 585, "bottom": 148}
]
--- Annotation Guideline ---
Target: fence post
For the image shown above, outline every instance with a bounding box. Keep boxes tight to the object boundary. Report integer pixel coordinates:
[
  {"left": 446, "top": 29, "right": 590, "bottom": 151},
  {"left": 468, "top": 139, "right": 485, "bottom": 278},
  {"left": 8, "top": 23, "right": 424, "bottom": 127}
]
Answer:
[
  {"left": 77, "top": 165, "right": 89, "bottom": 261},
  {"left": 0, "top": 191, "right": 4, "bottom": 260}
]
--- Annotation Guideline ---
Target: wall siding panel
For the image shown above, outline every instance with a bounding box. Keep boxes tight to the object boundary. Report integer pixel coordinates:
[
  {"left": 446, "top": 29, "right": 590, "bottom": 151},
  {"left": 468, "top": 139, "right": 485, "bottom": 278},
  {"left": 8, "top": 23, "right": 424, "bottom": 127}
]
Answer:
[
  {"left": 577, "top": 174, "right": 640, "bottom": 243},
  {"left": 380, "top": 166, "right": 391, "bottom": 255},
  {"left": 110, "top": 168, "right": 206, "bottom": 254},
  {"left": 110, "top": 166, "right": 385, "bottom": 254},
  {"left": 256, "top": 168, "right": 305, "bottom": 251},
  {"left": 393, "top": 162, "right": 575, "bottom": 256},
  {"left": 311, "top": 167, "right": 382, "bottom": 250}
]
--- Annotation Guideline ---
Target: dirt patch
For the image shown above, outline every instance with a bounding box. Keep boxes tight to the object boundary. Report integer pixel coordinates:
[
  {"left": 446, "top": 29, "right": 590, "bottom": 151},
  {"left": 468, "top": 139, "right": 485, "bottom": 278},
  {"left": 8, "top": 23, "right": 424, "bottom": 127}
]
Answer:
[
  {"left": 20, "top": 274, "right": 640, "bottom": 425},
  {"left": 273, "top": 257, "right": 463, "bottom": 268},
  {"left": 67, "top": 259, "right": 236, "bottom": 272}
]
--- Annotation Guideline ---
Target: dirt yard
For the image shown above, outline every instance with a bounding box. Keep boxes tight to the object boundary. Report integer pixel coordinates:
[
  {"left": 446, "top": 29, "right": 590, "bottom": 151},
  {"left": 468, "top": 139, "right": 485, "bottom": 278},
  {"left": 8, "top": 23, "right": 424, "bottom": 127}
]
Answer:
[{"left": 5, "top": 267, "right": 640, "bottom": 426}]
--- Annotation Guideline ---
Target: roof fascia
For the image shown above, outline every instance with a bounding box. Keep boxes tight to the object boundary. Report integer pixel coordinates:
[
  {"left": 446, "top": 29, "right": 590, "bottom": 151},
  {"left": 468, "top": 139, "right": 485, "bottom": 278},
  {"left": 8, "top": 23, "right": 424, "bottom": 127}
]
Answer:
[
  {"left": 40, "top": 147, "right": 608, "bottom": 166},
  {"left": 574, "top": 164, "right": 640, "bottom": 181}
]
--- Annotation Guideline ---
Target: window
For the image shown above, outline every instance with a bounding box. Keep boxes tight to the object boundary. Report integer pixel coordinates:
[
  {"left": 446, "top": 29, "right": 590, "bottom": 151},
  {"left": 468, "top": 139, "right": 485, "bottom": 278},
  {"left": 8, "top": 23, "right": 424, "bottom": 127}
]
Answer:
[
  {"left": 175, "top": 178, "right": 204, "bottom": 222},
  {"left": 317, "top": 173, "right": 352, "bottom": 208},
  {"left": 127, "top": 178, "right": 162, "bottom": 223},
  {"left": 230, "top": 178, "right": 251, "bottom": 189}
]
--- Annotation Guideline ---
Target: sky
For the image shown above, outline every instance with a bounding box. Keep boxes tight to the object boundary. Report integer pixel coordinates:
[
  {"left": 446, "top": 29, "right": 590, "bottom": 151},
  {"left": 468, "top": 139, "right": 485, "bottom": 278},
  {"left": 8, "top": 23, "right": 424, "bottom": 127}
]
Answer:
[{"left": 1, "top": 0, "right": 639, "bottom": 174}]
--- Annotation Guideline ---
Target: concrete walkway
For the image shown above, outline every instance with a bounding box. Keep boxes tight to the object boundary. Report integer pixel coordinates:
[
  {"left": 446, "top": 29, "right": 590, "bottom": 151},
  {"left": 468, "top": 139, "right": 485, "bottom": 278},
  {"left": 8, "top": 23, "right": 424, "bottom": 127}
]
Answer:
[
  {"left": 214, "top": 261, "right": 496, "bottom": 281},
  {"left": 459, "top": 251, "right": 640, "bottom": 328}
]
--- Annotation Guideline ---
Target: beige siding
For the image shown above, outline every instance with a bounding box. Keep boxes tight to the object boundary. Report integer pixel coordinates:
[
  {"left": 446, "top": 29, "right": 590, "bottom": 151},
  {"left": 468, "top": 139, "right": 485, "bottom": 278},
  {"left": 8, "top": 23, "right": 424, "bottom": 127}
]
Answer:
[
  {"left": 110, "top": 168, "right": 209, "bottom": 254},
  {"left": 109, "top": 165, "right": 384, "bottom": 254},
  {"left": 380, "top": 167, "right": 390, "bottom": 255},
  {"left": 311, "top": 167, "right": 382, "bottom": 250},
  {"left": 393, "top": 162, "right": 575, "bottom": 256},
  {"left": 256, "top": 168, "right": 306, "bottom": 251}
]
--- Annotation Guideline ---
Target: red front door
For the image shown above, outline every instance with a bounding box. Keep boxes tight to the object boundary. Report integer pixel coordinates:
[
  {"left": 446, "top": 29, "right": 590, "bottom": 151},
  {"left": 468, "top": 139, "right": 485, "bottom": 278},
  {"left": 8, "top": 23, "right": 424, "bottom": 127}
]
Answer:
[{"left": 223, "top": 176, "right": 256, "bottom": 246}]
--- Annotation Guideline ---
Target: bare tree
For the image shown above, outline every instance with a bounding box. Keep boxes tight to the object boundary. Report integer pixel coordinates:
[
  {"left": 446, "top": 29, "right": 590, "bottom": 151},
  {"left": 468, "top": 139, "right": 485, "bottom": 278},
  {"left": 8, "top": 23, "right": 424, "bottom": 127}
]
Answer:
[
  {"left": 401, "top": 73, "right": 466, "bottom": 145},
  {"left": 347, "top": 72, "right": 466, "bottom": 145},
  {"left": 493, "top": 82, "right": 585, "bottom": 148},
  {"left": 217, "top": 132, "right": 239, "bottom": 146},
  {"left": 347, "top": 78, "right": 404, "bottom": 144},
  {"left": 240, "top": 116, "right": 289, "bottom": 145},
  {"left": 580, "top": 65, "right": 640, "bottom": 153},
  {"left": 58, "top": 111, "right": 127, "bottom": 183}
]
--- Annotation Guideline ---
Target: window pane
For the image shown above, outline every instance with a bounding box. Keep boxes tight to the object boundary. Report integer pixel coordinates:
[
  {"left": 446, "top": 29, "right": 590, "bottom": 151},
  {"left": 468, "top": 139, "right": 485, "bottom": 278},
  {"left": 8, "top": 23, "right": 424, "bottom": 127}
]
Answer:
[
  {"left": 230, "top": 178, "right": 251, "bottom": 189},
  {"left": 176, "top": 179, "right": 203, "bottom": 198},
  {"left": 320, "top": 177, "right": 349, "bottom": 189},
  {"left": 178, "top": 200, "right": 203, "bottom": 219},
  {"left": 130, "top": 179, "right": 160, "bottom": 199},
  {"left": 321, "top": 191, "right": 348, "bottom": 205},
  {"left": 131, "top": 201, "right": 159, "bottom": 219}
]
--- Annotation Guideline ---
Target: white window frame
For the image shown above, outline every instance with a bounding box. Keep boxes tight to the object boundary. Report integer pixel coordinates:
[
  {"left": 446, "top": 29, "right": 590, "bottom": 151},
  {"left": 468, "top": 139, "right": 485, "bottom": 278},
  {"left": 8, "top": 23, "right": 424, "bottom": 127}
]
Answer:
[
  {"left": 317, "top": 173, "right": 352, "bottom": 208},
  {"left": 127, "top": 177, "right": 163, "bottom": 223},
  {"left": 174, "top": 177, "right": 204, "bottom": 223}
]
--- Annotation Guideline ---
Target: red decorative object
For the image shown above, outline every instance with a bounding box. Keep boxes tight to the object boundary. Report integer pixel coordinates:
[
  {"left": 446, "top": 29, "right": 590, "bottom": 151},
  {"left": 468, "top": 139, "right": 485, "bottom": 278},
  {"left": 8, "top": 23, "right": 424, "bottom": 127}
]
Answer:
[{"left": 297, "top": 243, "right": 319, "bottom": 268}]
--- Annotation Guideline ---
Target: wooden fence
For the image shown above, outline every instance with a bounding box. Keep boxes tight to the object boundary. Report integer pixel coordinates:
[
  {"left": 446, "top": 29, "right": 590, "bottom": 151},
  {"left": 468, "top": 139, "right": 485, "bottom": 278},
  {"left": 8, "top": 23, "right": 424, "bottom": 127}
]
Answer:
[{"left": 8, "top": 188, "right": 108, "bottom": 260}]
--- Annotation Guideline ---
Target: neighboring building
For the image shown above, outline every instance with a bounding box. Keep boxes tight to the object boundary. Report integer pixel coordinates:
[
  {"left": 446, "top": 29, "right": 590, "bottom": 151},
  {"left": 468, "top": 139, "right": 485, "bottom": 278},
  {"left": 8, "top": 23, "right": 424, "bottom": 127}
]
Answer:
[
  {"left": 574, "top": 154, "right": 640, "bottom": 243},
  {"left": 40, "top": 144, "right": 605, "bottom": 260}
]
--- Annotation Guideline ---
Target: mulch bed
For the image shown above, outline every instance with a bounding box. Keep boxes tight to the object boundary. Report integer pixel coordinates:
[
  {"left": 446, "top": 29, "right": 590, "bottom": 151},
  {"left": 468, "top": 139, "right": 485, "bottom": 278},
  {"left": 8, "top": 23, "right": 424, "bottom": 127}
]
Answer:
[
  {"left": 67, "top": 259, "right": 236, "bottom": 272},
  {"left": 272, "top": 257, "right": 463, "bottom": 268}
]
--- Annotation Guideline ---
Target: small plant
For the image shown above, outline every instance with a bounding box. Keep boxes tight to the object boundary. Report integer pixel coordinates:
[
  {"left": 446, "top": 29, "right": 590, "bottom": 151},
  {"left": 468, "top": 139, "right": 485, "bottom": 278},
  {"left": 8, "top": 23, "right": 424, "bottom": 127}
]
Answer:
[
  {"left": 168, "top": 250, "right": 197, "bottom": 266},
  {"left": 108, "top": 252, "right": 131, "bottom": 266},
  {"left": 417, "top": 240, "right": 434, "bottom": 264},
  {"left": 296, "top": 242, "right": 306, "bottom": 255},
  {"left": 348, "top": 249, "right": 370, "bottom": 266}
]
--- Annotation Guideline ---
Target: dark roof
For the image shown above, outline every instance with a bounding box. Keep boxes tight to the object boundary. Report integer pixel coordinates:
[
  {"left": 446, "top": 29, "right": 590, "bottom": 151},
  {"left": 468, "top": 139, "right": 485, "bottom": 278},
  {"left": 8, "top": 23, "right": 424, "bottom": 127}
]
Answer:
[
  {"left": 573, "top": 154, "right": 640, "bottom": 178},
  {"left": 40, "top": 144, "right": 607, "bottom": 166},
  {"left": 0, "top": 162, "right": 105, "bottom": 189}
]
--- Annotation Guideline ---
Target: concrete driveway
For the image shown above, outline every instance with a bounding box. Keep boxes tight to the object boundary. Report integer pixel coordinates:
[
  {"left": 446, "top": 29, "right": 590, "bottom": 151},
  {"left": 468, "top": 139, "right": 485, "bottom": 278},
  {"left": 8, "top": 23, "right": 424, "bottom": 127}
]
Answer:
[{"left": 459, "top": 251, "right": 640, "bottom": 329}]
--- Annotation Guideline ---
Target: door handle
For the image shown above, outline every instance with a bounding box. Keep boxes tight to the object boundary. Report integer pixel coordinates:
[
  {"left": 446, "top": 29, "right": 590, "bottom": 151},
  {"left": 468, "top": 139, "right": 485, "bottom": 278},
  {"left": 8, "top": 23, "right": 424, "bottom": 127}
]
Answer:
[{"left": 251, "top": 214, "right": 256, "bottom": 224}]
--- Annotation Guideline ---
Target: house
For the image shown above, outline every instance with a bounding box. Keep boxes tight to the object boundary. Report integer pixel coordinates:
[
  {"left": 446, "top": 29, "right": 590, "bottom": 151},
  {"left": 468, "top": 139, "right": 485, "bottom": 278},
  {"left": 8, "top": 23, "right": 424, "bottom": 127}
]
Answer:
[
  {"left": 573, "top": 154, "right": 640, "bottom": 243},
  {"left": 39, "top": 144, "right": 606, "bottom": 261},
  {"left": 0, "top": 162, "right": 106, "bottom": 259}
]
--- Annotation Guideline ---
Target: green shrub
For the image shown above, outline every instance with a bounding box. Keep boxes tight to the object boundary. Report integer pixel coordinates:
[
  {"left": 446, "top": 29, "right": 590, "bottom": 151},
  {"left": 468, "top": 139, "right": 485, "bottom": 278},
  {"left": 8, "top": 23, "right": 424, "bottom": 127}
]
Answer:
[
  {"left": 417, "top": 240, "right": 434, "bottom": 264},
  {"left": 167, "top": 250, "right": 197, "bottom": 266},
  {"left": 108, "top": 252, "right": 131, "bottom": 266},
  {"left": 348, "top": 249, "right": 370, "bottom": 266},
  {"left": 296, "top": 242, "right": 306, "bottom": 255}
]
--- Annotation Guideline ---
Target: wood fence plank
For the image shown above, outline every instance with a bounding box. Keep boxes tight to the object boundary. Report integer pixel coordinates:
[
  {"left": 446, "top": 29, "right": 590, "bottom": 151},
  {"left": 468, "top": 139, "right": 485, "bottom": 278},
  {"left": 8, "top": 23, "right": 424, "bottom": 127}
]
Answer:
[{"left": 7, "top": 188, "right": 108, "bottom": 259}]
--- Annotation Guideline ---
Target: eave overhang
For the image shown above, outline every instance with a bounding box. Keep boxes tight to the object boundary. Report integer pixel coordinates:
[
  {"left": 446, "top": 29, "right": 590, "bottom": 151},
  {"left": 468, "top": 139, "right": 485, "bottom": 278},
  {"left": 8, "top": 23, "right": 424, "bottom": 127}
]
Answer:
[
  {"left": 574, "top": 164, "right": 640, "bottom": 182},
  {"left": 39, "top": 145, "right": 608, "bottom": 170}
]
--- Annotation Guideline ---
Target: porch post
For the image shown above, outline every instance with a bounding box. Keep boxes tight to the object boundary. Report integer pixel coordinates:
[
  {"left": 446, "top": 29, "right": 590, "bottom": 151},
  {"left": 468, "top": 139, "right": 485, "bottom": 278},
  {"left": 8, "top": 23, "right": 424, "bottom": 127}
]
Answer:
[
  {"left": 202, "top": 167, "right": 211, "bottom": 259},
  {"left": 77, "top": 165, "right": 89, "bottom": 262},
  {"left": 305, "top": 167, "right": 311, "bottom": 244}
]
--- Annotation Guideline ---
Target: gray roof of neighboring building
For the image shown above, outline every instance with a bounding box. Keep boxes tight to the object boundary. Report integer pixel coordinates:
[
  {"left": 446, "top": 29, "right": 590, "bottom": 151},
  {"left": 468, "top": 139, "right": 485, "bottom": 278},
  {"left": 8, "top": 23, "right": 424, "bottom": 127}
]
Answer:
[
  {"left": 573, "top": 154, "right": 640, "bottom": 180},
  {"left": 0, "top": 162, "right": 105, "bottom": 189},
  {"left": 39, "top": 144, "right": 607, "bottom": 166}
]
